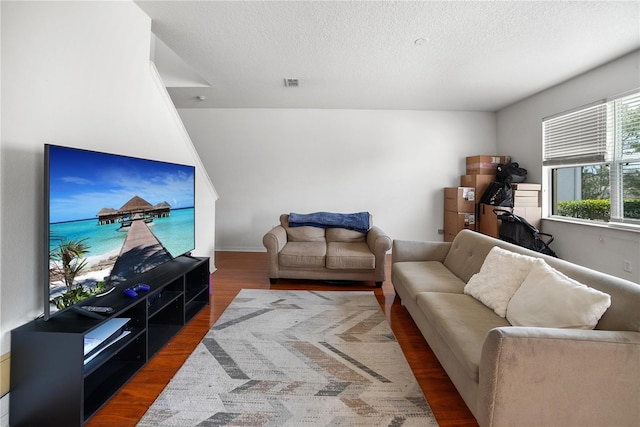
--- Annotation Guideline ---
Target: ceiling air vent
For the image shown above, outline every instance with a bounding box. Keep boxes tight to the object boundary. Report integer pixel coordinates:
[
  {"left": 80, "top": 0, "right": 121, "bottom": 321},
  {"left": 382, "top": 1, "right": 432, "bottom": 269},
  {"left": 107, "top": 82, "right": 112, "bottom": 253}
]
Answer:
[{"left": 283, "top": 78, "right": 299, "bottom": 87}]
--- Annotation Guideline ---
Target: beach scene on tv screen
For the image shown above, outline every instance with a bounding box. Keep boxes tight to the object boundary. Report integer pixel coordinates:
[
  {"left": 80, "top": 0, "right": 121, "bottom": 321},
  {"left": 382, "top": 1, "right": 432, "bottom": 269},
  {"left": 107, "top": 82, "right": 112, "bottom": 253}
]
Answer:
[{"left": 48, "top": 146, "right": 195, "bottom": 314}]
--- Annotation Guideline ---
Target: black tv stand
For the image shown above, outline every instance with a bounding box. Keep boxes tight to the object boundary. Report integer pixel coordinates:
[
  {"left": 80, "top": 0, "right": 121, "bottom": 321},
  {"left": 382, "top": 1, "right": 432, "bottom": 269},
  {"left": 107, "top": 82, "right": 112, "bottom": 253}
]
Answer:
[{"left": 10, "top": 255, "right": 210, "bottom": 427}]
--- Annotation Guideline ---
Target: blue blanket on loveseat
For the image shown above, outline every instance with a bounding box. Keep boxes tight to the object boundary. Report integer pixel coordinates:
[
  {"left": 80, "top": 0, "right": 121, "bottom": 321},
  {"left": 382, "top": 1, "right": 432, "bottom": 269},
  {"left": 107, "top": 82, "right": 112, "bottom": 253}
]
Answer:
[{"left": 288, "top": 212, "right": 371, "bottom": 233}]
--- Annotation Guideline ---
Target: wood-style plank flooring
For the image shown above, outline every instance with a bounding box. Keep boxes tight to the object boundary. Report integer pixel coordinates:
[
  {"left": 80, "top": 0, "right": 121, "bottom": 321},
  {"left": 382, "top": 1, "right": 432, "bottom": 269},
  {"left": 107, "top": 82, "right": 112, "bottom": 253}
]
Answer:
[{"left": 87, "top": 252, "right": 478, "bottom": 427}]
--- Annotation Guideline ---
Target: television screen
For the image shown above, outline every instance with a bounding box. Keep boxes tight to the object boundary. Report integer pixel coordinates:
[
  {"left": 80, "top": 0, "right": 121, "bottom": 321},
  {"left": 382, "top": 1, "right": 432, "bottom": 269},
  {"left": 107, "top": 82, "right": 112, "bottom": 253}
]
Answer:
[{"left": 44, "top": 144, "right": 195, "bottom": 320}]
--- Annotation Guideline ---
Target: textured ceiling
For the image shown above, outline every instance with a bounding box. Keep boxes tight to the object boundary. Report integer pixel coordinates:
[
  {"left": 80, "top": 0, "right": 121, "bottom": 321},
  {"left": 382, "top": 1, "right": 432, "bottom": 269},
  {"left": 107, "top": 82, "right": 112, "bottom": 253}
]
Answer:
[{"left": 135, "top": 1, "right": 640, "bottom": 111}]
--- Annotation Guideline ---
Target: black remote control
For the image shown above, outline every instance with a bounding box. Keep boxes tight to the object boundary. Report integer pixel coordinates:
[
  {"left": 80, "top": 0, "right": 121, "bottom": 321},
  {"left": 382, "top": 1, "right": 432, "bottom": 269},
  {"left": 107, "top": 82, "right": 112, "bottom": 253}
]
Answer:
[{"left": 81, "top": 306, "right": 114, "bottom": 314}]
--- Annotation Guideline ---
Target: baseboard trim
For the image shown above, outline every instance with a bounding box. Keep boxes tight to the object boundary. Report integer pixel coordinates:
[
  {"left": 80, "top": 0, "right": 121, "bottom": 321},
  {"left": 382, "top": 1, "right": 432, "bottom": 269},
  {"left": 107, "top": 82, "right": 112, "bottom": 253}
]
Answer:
[{"left": 216, "top": 247, "right": 266, "bottom": 252}]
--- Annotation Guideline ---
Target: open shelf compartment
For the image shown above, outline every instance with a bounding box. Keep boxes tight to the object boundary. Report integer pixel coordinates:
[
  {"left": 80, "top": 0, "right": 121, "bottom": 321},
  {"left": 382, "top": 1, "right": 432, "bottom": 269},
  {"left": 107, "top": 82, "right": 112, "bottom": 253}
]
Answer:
[{"left": 9, "top": 255, "right": 210, "bottom": 427}]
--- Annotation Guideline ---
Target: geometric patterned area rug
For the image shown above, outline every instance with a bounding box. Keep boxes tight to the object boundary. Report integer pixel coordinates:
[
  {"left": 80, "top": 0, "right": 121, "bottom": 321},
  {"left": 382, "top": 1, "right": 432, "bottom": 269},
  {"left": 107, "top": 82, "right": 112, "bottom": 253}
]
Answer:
[{"left": 137, "top": 289, "right": 438, "bottom": 426}]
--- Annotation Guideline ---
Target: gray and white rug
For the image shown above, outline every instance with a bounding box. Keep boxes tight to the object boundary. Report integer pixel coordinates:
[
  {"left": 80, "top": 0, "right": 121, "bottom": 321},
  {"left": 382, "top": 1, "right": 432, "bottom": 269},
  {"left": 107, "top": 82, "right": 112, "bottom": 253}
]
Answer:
[{"left": 138, "top": 289, "right": 438, "bottom": 426}]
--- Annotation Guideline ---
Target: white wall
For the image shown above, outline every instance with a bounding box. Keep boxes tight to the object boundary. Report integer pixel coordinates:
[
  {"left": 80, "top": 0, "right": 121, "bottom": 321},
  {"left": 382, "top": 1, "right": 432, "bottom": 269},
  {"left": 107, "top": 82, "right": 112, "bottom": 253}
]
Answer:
[
  {"left": 496, "top": 50, "right": 640, "bottom": 283},
  {"left": 180, "top": 108, "right": 496, "bottom": 251},
  {"left": 0, "top": 1, "right": 217, "bottom": 418}
]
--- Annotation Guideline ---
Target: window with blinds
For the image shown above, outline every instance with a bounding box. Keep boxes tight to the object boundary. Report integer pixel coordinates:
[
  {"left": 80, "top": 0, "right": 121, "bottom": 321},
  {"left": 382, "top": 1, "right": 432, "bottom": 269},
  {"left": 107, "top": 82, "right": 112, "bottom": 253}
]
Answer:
[
  {"left": 543, "top": 102, "right": 608, "bottom": 166},
  {"left": 544, "top": 90, "right": 640, "bottom": 225}
]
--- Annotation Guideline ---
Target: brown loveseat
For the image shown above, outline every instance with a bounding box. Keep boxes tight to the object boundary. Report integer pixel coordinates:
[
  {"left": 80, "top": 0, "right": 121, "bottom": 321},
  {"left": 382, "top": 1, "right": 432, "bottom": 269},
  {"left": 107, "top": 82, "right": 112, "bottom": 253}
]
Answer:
[{"left": 263, "top": 214, "right": 391, "bottom": 286}]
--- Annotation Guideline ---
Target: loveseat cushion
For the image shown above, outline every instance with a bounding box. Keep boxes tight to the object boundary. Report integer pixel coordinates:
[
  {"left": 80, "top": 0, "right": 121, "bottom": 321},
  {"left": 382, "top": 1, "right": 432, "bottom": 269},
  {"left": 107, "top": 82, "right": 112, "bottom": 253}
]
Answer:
[
  {"left": 326, "top": 242, "right": 375, "bottom": 269},
  {"left": 392, "top": 261, "right": 465, "bottom": 301},
  {"left": 279, "top": 242, "right": 326, "bottom": 268},
  {"left": 326, "top": 227, "right": 366, "bottom": 243},
  {"left": 417, "top": 292, "right": 510, "bottom": 382},
  {"left": 280, "top": 214, "right": 326, "bottom": 242}
]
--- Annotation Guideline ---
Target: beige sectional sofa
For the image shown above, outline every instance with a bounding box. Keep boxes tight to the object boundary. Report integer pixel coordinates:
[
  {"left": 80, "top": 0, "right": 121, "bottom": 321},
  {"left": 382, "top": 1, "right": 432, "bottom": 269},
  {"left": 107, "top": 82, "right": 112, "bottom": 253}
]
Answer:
[
  {"left": 392, "top": 229, "right": 640, "bottom": 427},
  {"left": 263, "top": 214, "right": 391, "bottom": 286}
]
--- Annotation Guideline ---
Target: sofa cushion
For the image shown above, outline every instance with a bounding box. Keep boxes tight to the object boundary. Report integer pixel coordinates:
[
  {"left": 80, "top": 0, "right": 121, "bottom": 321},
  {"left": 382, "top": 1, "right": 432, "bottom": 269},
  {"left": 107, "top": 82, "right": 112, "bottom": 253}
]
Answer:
[
  {"left": 326, "top": 242, "right": 375, "bottom": 269},
  {"left": 507, "top": 261, "right": 612, "bottom": 329},
  {"left": 464, "top": 246, "right": 543, "bottom": 318},
  {"left": 443, "top": 231, "right": 497, "bottom": 283},
  {"left": 393, "top": 261, "right": 465, "bottom": 300},
  {"left": 279, "top": 242, "right": 326, "bottom": 268},
  {"left": 280, "top": 214, "right": 326, "bottom": 242},
  {"left": 326, "top": 227, "right": 366, "bottom": 243},
  {"left": 417, "top": 292, "right": 510, "bottom": 382}
]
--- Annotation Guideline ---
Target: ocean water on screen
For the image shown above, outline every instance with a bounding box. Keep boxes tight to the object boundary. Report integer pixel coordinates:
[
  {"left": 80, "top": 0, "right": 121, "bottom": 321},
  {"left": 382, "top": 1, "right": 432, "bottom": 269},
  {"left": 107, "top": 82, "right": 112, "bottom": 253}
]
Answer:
[{"left": 49, "top": 207, "right": 195, "bottom": 260}]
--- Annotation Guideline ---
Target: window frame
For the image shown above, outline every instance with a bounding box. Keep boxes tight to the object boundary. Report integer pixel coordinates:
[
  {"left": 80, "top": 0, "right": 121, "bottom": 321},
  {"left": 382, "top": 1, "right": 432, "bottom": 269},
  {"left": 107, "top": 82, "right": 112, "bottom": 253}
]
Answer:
[{"left": 543, "top": 89, "right": 640, "bottom": 228}]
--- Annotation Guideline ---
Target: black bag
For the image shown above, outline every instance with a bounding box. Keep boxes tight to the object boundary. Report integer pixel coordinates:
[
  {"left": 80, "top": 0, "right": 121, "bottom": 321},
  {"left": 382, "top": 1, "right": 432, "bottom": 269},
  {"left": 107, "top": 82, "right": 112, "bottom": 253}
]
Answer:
[
  {"left": 480, "top": 182, "right": 513, "bottom": 206},
  {"left": 496, "top": 162, "right": 527, "bottom": 183}
]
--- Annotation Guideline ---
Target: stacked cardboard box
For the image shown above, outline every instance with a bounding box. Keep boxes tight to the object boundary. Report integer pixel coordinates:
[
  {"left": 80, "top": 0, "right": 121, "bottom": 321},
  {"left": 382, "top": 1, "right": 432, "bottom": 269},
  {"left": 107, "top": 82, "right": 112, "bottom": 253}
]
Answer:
[
  {"left": 477, "top": 203, "right": 504, "bottom": 238},
  {"left": 460, "top": 174, "right": 494, "bottom": 204},
  {"left": 446, "top": 156, "right": 544, "bottom": 241},
  {"left": 512, "top": 183, "right": 542, "bottom": 229},
  {"left": 513, "top": 183, "right": 542, "bottom": 207},
  {"left": 460, "top": 155, "right": 509, "bottom": 202},
  {"left": 457, "top": 155, "right": 509, "bottom": 240},
  {"left": 465, "top": 155, "right": 510, "bottom": 176},
  {"left": 443, "top": 187, "right": 476, "bottom": 242}
]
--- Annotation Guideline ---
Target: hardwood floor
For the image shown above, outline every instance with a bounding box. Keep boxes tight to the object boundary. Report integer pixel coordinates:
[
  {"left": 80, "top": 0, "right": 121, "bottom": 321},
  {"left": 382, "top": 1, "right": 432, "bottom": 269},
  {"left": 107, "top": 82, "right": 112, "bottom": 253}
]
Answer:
[{"left": 87, "top": 252, "right": 478, "bottom": 427}]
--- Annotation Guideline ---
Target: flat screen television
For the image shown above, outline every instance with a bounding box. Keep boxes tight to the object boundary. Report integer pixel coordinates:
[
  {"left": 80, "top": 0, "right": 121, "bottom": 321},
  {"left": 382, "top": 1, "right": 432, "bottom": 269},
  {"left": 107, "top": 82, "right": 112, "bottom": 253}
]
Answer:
[{"left": 44, "top": 144, "right": 195, "bottom": 320}]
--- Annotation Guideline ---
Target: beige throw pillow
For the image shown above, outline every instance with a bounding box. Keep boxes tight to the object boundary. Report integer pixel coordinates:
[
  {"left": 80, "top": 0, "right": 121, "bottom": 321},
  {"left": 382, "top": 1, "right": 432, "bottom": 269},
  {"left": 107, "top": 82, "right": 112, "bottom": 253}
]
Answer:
[
  {"left": 464, "top": 246, "right": 542, "bottom": 317},
  {"left": 506, "top": 261, "right": 611, "bottom": 329}
]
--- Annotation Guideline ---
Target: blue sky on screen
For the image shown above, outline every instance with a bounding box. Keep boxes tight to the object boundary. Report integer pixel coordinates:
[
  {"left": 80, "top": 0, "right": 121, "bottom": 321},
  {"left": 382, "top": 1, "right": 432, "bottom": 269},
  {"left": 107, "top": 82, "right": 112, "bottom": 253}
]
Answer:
[{"left": 48, "top": 146, "right": 195, "bottom": 223}]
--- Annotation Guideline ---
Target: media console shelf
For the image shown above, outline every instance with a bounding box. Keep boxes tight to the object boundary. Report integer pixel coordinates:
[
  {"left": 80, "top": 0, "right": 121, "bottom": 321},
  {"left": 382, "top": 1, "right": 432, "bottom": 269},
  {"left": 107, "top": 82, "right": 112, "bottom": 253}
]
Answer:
[{"left": 10, "top": 255, "right": 210, "bottom": 427}]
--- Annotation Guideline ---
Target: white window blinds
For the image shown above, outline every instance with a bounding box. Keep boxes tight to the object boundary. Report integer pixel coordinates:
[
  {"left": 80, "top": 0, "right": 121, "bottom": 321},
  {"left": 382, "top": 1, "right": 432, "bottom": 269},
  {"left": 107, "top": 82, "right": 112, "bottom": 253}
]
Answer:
[
  {"left": 615, "top": 92, "right": 640, "bottom": 161},
  {"left": 543, "top": 102, "right": 608, "bottom": 166}
]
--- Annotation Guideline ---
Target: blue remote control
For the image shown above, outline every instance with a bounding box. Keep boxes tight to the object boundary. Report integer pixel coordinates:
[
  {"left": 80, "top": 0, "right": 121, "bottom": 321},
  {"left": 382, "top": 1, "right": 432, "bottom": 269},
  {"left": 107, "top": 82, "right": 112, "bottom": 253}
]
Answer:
[{"left": 123, "top": 283, "right": 150, "bottom": 298}]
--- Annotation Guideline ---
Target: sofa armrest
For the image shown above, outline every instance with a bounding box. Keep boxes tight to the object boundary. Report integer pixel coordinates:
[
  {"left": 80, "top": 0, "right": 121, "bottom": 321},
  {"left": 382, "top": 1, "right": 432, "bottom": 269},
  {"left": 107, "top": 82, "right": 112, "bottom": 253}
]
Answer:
[
  {"left": 366, "top": 226, "right": 392, "bottom": 283},
  {"left": 263, "top": 225, "right": 288, "bottom": 279},
  {"left": 366, "top": 226, "right": 392, "bottom": 254},
  {"left": 478, "top": 326, "right": 640, "bottom": 427},
  {"left": 391, "top": 239, "right": 452, "bottom": 264},
  {"left": 263, "top": 225, "right": 287, "bottom": 252}
]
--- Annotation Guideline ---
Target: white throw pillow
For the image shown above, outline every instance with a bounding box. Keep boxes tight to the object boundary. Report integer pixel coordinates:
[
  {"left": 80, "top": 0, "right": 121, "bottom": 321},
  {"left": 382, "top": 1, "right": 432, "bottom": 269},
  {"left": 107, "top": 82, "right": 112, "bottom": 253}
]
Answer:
[
  {"left": 464, "top": 246, "right": 542, "bottom": 317},
  {"left": 506, "top": 261, "right": 611, "bottom": 329}
]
